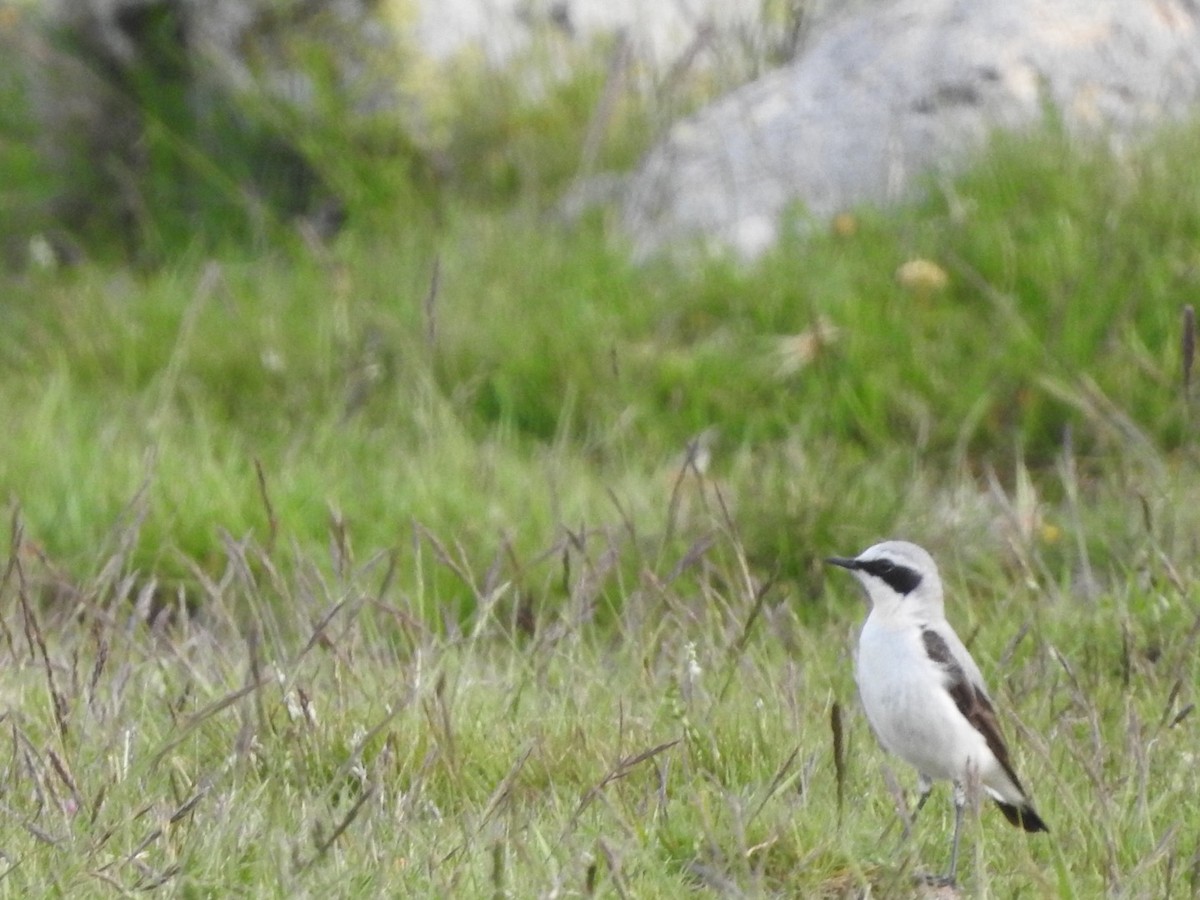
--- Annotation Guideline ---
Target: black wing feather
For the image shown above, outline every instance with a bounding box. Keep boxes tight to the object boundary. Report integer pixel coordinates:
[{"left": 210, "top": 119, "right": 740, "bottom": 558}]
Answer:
[{"left": 921, "top": 628, "right": 1049, "bottom": 833}]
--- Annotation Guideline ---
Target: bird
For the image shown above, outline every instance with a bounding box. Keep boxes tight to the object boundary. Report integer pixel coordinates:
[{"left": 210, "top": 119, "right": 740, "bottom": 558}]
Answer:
[{"left": 826, "top": 540, "right": 1047, "bottom": 885}]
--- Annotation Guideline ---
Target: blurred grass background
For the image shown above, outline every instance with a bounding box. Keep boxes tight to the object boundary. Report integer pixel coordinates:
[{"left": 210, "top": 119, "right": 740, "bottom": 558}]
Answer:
[
  {"left": 2, "top": 0, "right": 1198, "bottom": 628},
  {"left": 3, "top": 109, "right": 1198, "bottom": 606}
]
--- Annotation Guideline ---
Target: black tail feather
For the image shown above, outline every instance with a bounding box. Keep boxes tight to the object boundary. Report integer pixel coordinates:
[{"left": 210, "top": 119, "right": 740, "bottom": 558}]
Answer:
[{"left": 994, "top": 799, "right": 1049, "bottom": 833}]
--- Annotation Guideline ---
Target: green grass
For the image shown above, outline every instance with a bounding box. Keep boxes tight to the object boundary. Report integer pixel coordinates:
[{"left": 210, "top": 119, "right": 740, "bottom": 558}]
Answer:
[
  {"left": 3, "top": 23, "right": 1200, "bottom": 892},
  {"left": 1, "top": 499, "right": 1197, "bottom": 895}
]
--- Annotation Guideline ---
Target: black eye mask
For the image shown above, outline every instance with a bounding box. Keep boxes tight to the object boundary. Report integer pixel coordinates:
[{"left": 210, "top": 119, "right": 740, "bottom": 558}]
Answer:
[{"left": 857, "top": 558, "right": 923, "bottom": 595}]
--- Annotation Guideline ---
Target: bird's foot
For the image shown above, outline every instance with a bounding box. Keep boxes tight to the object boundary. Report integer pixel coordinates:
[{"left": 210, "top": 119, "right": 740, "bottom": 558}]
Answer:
[{"left": 914, "top": 870, "right": 957, "bottom": 889}]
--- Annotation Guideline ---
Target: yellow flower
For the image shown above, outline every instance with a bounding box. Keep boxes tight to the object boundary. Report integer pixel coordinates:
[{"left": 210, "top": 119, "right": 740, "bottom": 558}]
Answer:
[
  {"left": 831, "top": 212, "right": 858, "bottom": 238},
  {"left": 896, "top": 259, "right": 950, "bottom": 298},
  {"left": 1039, "top": 523, "right": 1062, "bottom": 545}
]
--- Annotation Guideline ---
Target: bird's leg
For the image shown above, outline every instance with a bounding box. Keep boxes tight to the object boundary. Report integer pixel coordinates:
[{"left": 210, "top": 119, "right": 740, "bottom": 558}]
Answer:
[
  {"left": 917, "top": 782, "right": 965, "bottom": 888},
  {"left": 910, "top": 778, "right": 963, "bottom": 888},
  {"left": 943, "top": 781, "right": 966, "bottom": 886}
]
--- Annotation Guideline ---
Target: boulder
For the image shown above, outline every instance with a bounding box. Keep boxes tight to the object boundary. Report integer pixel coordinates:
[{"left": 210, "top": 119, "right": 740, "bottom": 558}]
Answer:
[
  {"left": 621, "top": 0, "right": 1200, "bottom": 260},
  {"left": 408, "top": 0, "right": 850, "bottom": 67}
]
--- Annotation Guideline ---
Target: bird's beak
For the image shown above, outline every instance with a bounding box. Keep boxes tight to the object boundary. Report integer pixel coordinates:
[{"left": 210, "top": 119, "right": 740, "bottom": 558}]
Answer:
[{"left": 825, "top": 556, "right": 859, "bottom": 570}]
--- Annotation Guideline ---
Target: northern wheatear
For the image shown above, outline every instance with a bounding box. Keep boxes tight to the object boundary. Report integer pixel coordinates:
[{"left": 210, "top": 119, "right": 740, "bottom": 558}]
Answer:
[{"left": 827, "top": 540, "right": 1047, "bottom": 885}]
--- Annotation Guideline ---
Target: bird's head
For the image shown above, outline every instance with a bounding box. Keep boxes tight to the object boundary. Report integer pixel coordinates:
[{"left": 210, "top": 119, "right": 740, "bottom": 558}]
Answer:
[{"left": 825, "top": 540, "right": 945, "bottom": 619}]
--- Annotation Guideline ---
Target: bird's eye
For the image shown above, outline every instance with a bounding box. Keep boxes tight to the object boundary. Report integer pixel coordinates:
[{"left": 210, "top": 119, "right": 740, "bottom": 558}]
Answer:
[{"left": 858, "top": 557, "right": 921, "bottom": 594}]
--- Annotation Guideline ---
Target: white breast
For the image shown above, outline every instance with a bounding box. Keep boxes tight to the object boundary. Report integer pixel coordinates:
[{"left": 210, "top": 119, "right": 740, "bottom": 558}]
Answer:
[{"left": 855, "top": 614, "right": 997, "bottom": 786}]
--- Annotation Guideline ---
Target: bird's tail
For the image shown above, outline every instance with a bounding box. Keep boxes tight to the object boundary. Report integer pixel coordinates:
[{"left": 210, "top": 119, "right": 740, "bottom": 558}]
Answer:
[{"left": 994, "top": 799, "right": 1049, "bottom": 833}]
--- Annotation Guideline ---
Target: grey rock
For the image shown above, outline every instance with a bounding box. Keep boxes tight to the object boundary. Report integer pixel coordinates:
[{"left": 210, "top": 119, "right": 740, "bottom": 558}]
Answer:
[
  {"left": 410, "top": 0, "right": 765, "bottom": 66},
  {"left": 622, "top": 0, "right": 1200, "bottom": 260},
  {"left": 407, "top": 0, "right": 880, "bottom": 66}
]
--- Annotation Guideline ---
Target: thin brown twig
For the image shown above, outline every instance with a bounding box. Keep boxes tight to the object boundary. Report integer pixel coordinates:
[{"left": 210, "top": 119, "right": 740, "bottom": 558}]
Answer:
[
  {"left": 1182, "top": 304, "right": 1195, "bottom": 397},
  {"left": 148, "top": 679, "right": 270, "bottom": 770},
  {"left": 569, "top": 739, "right": 681, "bottom": 830},
  {"left": 748, "top": 743, "right": 802, "bottom": 827},
  {"left": 303, "top": 784, "right": 376, "bottom": 867},
  {"left": 14, "top": 545, "right": 70, "bottom": 741},
  {"left": 0, "top": 505, "right": 23, "bottom": 658},
  {"left": 254, "top": 457, "right": 278, "bottom": 556},
  {"left": 831, "top": 702, "right": 846, "bottom": 827},
  {"left": 423, "top": 255, "right": 441, "bottom": 351},
  {"left": 597, "top": 837, "right": 632, "bottom": 900},
  {"left": 715, "top": 574, "right": 775, "bottom": 704}
]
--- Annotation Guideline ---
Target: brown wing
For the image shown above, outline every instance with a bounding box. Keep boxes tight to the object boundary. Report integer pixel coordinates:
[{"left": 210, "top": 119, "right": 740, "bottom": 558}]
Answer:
[{"left": 921, "top": 628, "right": 1048, "bottom": 833}]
